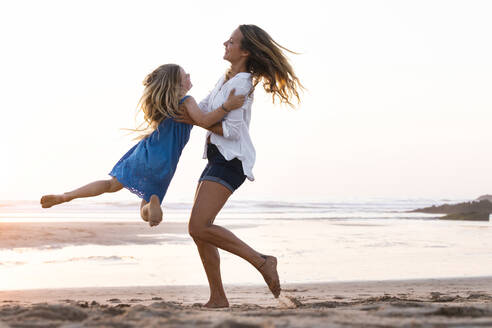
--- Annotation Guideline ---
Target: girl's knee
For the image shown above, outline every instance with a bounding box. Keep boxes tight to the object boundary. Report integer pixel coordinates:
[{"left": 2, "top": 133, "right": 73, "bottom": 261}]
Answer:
[{"left": 108, "top": 178, "right": 123, "bottom": 192}]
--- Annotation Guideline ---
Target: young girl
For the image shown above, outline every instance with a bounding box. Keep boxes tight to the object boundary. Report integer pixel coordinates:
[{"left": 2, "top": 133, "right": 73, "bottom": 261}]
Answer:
[{"left": 40, "top": 64, "right": 245, "bottom": 227}]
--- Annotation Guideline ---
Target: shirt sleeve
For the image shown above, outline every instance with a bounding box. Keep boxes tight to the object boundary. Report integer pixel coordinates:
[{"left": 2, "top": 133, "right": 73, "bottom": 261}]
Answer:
[
  {"left": 198, "top": 91, "right": 211, "bottom": 112},
  {"left": 221, "top": 79, "right": 252, "bottom": 140},
  {"left": 199, "top": 77, "right": 224, "bottom": 112}
]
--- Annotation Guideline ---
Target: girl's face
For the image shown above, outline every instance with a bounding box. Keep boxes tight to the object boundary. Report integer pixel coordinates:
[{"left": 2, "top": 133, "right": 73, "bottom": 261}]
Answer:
[
  {"left": 180, "top": 68, "right": 192, "bottom": 94},
  {"left": 223, "top": 28, "right": 248, "bottom": 63}
]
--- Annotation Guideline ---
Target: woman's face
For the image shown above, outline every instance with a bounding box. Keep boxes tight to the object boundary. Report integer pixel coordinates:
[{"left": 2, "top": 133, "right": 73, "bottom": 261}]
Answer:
[
  {"left": 223, "top": 28, "right": 248, "bottom": 63},
  {"left": 180, "top": 68, "right": 192, "bottom": 94}
]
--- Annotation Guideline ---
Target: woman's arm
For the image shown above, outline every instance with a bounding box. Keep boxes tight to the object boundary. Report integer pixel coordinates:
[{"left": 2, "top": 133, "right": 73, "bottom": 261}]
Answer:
[
  {"left": 182, "top": 90, "right": 245, "bottom": 128},
  {"left": 217, "top": 79, "right": 252, "bottom": 140}
]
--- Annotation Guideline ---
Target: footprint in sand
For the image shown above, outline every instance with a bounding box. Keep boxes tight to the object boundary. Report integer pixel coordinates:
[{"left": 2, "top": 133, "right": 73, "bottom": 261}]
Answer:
[{"left": 277, "top": 295, "right": 302, "bottom": 308}]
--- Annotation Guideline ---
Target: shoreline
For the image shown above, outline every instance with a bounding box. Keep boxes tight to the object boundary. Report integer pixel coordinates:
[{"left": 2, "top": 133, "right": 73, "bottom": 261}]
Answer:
[
  {"left": 0, "top": 221, "right": 256, "bottom": 249},
  {"left": 2, "top": 219, "right": 492, "bottom": 291},
  {"left": 2, "top": 276, "right": 492, "bottom": 303},
  {"left": 1, "top": 277, "right": 492, "bottom": 327}
]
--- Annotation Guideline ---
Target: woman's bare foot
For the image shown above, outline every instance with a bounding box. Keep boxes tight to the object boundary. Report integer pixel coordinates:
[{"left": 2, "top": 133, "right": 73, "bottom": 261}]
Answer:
[
  {"left": 40, "top": 194, "right": 69, "bottom": 208},
  {"left": 148, "top": 195, "right": 163, "bottom": 227},
  {"left": 203, "top": 299, "right": 229, "bottom": 308},
  {"left": 258, "top": 255, "right": 281, "bottom": 298}
]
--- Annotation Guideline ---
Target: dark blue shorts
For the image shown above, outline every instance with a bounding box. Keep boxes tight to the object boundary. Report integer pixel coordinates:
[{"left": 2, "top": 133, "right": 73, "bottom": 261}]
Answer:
[{"left": 199, "top": 144, "right": 246, "bottom": 193}]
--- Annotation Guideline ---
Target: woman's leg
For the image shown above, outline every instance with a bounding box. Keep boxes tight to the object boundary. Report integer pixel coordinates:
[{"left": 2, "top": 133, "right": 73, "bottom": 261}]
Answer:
[
  {"left": 40, "top": 177, "right": 123, "bottom": 208},
  {"left": 189, "top": 180, "right": 281, "bottom": 299},
  {"left": 189, "top": 182, "right": 228, "bottom": 307},
  {"left": 140, "top": 195, "right": 163, "bottom": 226},
  {"left": 194, "top": 238, "right": 228, "bottom": 308}
]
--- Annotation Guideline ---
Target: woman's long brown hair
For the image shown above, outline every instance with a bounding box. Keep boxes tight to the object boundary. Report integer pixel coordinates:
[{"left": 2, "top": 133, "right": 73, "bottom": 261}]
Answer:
[{"left": 239, "top": 24, "right": 303, "bottom": 107}]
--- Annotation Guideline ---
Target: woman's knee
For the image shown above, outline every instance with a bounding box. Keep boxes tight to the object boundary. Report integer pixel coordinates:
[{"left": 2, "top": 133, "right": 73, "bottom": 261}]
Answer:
[
  {"left": 191, "top": 235, "right": 204, "bottom": 247},
  {"left": 188, "top": 220, "right": 210, "bottom": 240},
  {"left": 188, "top": 222, "right": 201, "bottom": 239}
]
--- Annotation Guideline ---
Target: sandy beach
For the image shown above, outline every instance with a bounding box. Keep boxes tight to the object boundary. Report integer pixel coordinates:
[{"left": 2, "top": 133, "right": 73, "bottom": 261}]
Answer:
[
  {"left": 2, "top": 201, "right": 492, "bottom": 326},
  {"left": 1, "top": 277, "right": 491, "bottom": 327}
]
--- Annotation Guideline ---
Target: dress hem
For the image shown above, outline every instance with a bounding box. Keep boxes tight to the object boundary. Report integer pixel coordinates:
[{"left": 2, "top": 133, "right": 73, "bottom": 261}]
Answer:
[{"left": 108, "top": 173, "right": 160, "bottom": 204}]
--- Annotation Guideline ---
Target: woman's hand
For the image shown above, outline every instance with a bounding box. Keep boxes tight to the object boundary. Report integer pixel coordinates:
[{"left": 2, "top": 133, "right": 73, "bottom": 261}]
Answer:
[
  {"left": 176, "top": 104, "right": 195, "bottom": 125},
  {"left": 223, "top": 88, "right": 246, "bottom": 112}
]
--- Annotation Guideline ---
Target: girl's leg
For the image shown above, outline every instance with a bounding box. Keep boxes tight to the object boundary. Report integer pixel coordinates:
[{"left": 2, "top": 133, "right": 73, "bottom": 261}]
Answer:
[
  {"left": 40, "top": 177, "right": 123, "bottom": 208},
  {"left": 189, "top": 180, "right": 281, "bottom": 298},
  {"left": 140, "top": 195, "right": 163, "bottom": 226},
  {"left": 140, "top": 199, "right": 149, "bottom": 222}
]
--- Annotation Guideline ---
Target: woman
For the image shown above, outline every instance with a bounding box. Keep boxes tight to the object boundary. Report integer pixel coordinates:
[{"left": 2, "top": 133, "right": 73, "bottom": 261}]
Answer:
[{"left": 183, "top": 24, "right": 302, "bottom": 308}]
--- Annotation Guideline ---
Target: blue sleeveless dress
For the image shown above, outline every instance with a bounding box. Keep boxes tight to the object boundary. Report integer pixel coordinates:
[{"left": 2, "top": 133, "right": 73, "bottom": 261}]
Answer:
[{"left": 109, "top": 96, "right": 192, "bottom": 203}]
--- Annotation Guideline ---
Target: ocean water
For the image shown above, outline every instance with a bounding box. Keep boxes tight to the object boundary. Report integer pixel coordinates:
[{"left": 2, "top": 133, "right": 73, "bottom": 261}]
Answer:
[
  {"left": 0, "top": 198, "right": 449, "bottom": 223},
  {"left": 1, "top": 199, "right": 491, "bottom": 291}
]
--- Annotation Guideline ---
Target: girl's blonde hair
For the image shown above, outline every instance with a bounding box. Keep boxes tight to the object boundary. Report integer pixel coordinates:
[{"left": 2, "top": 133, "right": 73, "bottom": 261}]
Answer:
[
  {"left": 238, "top": 24, "right": 303, "bottom": 107},
  {"left": 135, "top": 64, "right": 182, "bottom": 138}
]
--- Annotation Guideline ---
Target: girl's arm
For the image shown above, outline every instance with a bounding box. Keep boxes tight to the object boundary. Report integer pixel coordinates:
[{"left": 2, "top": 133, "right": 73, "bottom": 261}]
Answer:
[
  {"left": 182, "top": 89, "right": 245, "bottom": 128},
  {"left": 204, "top": 122, "right": 223, "bottom": 135},
  {"left": 182, "top": 80, "right": 252, "bottom": 137}
]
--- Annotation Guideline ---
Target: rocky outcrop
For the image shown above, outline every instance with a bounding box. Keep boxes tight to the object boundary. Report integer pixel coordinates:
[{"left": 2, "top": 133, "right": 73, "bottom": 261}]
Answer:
[
  {"left": 412, "top": 199, "right": 492, "bottom": 221},
  {"left": 440, "top": 212, "right": 490, "bottom": 221},
  {"left": 476, "top": 195, "right": 492, "bottom": 202}
]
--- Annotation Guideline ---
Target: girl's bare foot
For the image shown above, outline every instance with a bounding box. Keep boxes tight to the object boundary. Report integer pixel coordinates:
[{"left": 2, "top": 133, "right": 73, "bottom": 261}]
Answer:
[
  {"left": 203, "top": 299, "right": 229, "bottom": 308},
  {"left": 40, "top": 194, "right": 68, "bottom": 208},
  {"left": 148, "top": 195, "right": 163, "bottom": 227},
  {"left": 140, "top": 205, "right": 149, "bottom": 222},
  {"left": 258, "top": 255, "right": 281, "bottom": 298}
]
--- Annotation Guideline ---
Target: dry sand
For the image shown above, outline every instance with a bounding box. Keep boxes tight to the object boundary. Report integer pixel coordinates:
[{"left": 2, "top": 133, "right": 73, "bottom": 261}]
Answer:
[{"left": 1, "top": 277, "right": 492, "bottom": 327}]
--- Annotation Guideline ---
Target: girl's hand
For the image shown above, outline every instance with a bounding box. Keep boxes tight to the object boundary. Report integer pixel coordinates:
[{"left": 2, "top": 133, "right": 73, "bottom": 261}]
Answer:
[
  {"left": 176, "top": 104, "right": 195, "bottom": 125},
  {"left": 223, "top": 89, "right": 246, "bottom": 111}
]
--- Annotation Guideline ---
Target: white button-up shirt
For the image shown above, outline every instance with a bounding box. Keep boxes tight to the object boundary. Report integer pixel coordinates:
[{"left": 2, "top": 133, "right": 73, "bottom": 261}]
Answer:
[{"left": 199, "top": 73, "right": 256, "bottom": 181}]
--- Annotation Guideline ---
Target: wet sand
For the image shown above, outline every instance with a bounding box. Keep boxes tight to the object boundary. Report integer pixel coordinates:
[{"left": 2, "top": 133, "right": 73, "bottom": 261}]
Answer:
[
  {"left": 0, "top": 221, "right": 253, "bottom": 249},
  {"left": 1, "top": 277, "right": 492, "bottom": 327}
]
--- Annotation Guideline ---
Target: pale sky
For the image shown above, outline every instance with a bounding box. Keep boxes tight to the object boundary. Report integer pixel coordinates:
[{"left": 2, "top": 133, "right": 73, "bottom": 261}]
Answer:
[{"left": 1, "top": 0, "right": 491, "bottom": 202}]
